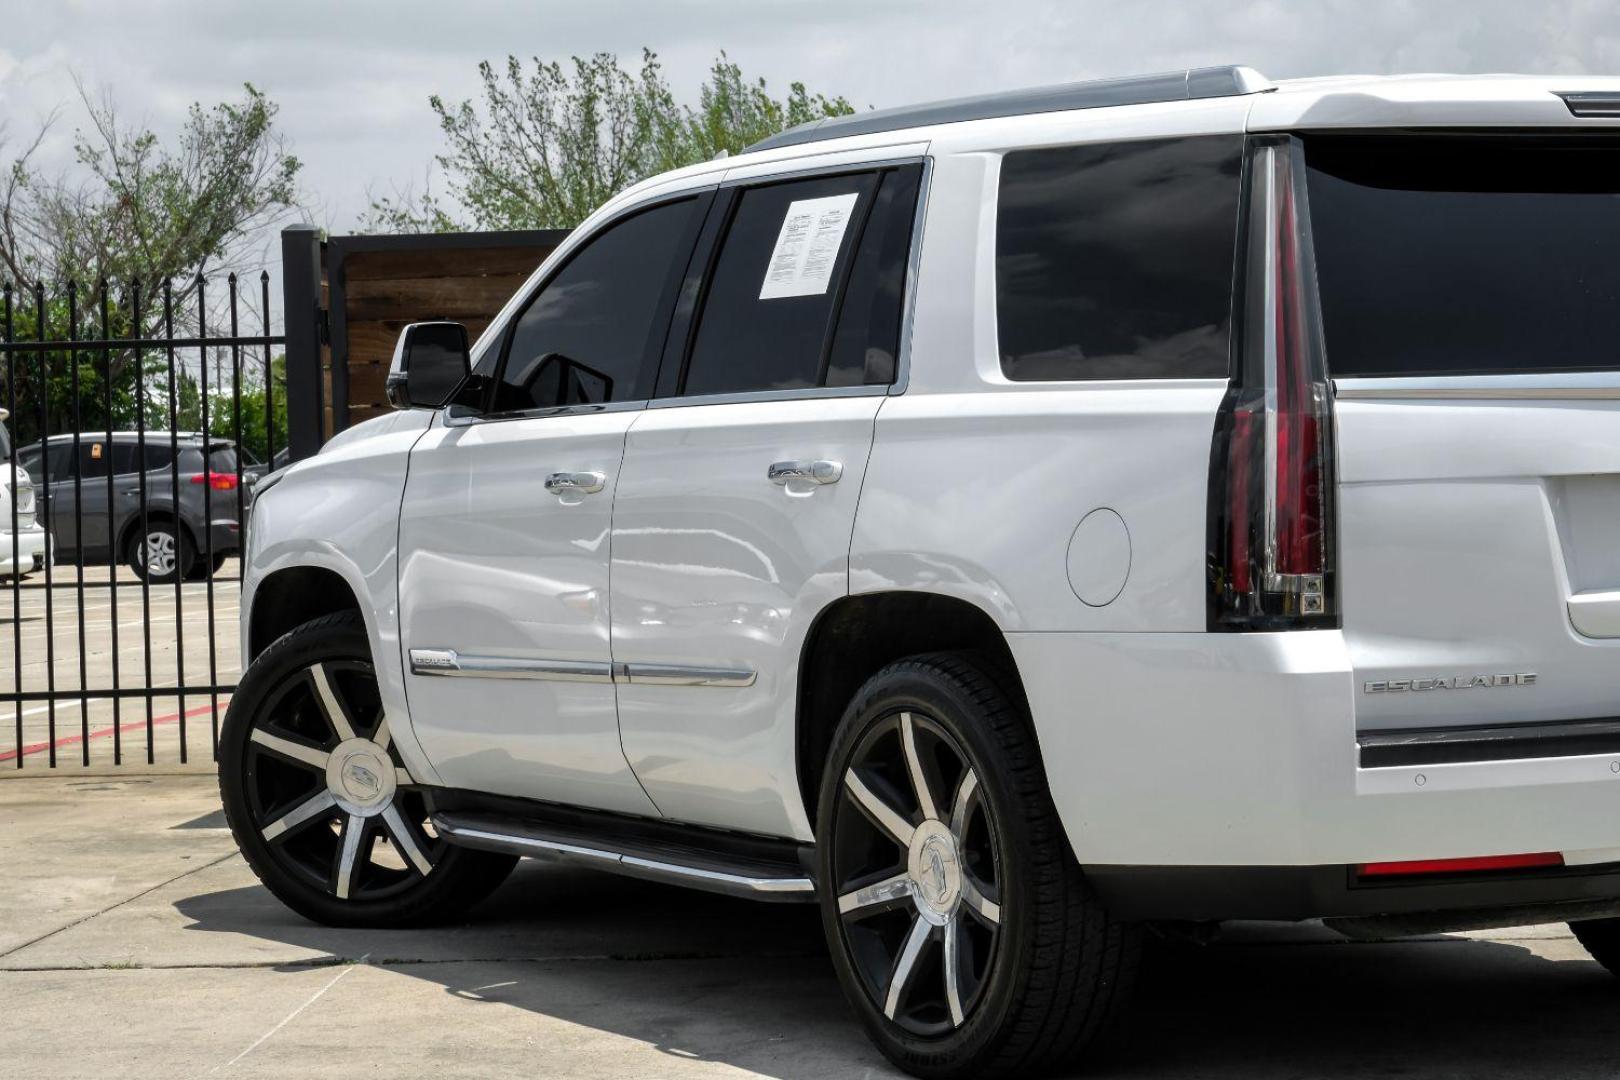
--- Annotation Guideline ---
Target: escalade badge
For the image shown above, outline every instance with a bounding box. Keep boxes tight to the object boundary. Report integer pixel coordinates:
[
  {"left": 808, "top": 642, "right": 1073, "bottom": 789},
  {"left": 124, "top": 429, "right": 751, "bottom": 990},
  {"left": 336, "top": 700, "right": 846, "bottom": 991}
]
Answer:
[{"left": 1364, "top": 673, "right": 1537, "bottom": 694}]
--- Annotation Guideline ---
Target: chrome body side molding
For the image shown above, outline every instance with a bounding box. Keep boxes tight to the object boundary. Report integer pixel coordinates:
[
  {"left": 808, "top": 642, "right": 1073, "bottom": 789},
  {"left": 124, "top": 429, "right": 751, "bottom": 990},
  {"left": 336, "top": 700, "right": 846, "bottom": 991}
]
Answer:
[
  {"left": 1335, "top": 373, "right": 1620, "bottom": 401},
  {"left": 407, "top": 648, "right": 614, "bottom": 683},
  {"left": 432, "top": 811, "right": 815, "bottom": 902},
  {"left": 618, "top": 663, "right": 757, "bottom": 687},
  {"left": 409, "top": 648, "right": 756, "bottom": 688}
]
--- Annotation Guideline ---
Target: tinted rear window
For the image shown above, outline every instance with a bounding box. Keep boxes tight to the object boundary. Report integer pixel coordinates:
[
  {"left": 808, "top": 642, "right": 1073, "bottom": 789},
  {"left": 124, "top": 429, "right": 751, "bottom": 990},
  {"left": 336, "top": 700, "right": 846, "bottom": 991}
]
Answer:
[
  {"left": 996, "top": 135, "right": 1242, "bottom": 381},
  {"left": 1307, "top": 135, "right": 1620, "bottom": 377}
]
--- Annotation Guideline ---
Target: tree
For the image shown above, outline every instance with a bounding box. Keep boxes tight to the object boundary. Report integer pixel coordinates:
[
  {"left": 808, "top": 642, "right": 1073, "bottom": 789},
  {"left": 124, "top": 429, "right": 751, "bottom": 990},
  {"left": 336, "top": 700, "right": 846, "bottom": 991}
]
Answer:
[
  {"left": 363, "top": 50, "right": 854, "bottom": 233},
  {"left": 1, "top": 82, "right": 301, "bottom": 296},
  {"left": 1, "top": 84, "right": 299, "bottom": 447}
]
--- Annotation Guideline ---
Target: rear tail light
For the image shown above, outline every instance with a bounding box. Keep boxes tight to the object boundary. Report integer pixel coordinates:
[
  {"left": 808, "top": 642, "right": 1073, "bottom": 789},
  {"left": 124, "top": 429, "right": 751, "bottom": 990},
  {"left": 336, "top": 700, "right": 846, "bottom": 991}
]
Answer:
[
  {"left": 1208, "top": 136, "right": 1338, "bottom": 631},
  {"left": 189, "top": 472, "right": 238, "bottom": 491}
]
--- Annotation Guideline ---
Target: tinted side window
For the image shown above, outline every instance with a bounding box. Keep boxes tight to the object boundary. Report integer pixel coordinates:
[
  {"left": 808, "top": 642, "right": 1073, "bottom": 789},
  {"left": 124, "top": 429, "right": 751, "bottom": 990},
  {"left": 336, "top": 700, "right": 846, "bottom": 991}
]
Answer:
[
  {"left": 680, "top": 171, "right": 884, "bottom": 397},
  {"left": 134, "top": 443, "right": 174, "bottom": 472},
  {"left": 825, "top": 167, "right": 924, "bottom": 388},
  {"left": 489, "top": 198, "right": 697, "bottom": 413},
  {"left": 41, "top": 444, "right": 73, "bottom": 481},
  {"left": 996, "top": 135, "right": 1242, "bottom": 381},
  {"left": 77, "top": 441, "right": 112, "bottom": 479},
  {"left": 109, "top": 444, "right": 143, "bottom": 475}
]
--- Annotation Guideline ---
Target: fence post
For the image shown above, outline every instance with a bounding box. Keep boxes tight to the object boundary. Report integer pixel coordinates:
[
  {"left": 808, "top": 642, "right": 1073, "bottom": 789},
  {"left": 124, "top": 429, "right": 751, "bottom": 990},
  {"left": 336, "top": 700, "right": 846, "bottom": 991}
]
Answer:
[{"left": 280, "top": 225, "right": 326, "bottom": 462}]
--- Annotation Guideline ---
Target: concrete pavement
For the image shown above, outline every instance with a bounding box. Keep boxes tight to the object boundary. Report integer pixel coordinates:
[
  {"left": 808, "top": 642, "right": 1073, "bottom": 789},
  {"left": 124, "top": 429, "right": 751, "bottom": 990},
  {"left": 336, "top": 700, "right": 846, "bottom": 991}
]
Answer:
[{"left": 2, "top": 774, "right": 1619, "bottom": 1079}]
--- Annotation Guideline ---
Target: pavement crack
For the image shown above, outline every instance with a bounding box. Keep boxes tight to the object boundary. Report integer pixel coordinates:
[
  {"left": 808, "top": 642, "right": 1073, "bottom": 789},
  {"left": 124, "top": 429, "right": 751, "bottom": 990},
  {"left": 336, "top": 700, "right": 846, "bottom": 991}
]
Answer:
[
  {"left": 0, "top": 849, "right": 240, "bottom": 961},
  {"left": 209, "top": 953, "right": 368, "bottom": 1074}
]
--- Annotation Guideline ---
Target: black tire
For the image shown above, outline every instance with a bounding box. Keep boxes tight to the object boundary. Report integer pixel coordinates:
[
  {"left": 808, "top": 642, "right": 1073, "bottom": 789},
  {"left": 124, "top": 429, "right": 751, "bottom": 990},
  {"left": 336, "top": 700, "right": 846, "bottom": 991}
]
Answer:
[
  {"left": 817, "top": 652, "right": 1141, "bottom": 1080},
  {"left": 185, "top": 549, "right": 230, "bottom": 580},
  {"left": 1572, "top": 919, "right": 1620, "bottom": 976},
  {"left": 126, "top": 520, "right": 193, "bottom": 583},
  {"left": 220, "top": 611, "right": 516, "bottom": 928}
]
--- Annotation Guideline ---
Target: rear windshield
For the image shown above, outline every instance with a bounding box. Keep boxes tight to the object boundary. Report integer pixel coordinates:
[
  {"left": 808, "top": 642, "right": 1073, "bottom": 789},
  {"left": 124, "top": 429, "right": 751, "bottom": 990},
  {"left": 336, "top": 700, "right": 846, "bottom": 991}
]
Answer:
[{"left": 1307, "top": 135, "right": 1620, "bottom": 378}]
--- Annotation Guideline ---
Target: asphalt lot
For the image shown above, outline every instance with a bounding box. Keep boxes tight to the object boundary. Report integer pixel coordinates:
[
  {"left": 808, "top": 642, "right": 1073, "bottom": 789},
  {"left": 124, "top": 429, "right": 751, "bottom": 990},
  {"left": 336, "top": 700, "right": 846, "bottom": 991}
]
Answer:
[
  {"left": 2, "top": 774, "right": 1619, "bottom": 1079},
  {"left": 0, "top": 558, "right": 236, "bottom": 770}
]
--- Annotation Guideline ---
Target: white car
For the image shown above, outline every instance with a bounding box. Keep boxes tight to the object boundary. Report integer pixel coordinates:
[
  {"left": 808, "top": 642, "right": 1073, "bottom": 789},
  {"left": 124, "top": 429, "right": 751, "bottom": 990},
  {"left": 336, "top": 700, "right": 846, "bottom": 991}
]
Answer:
[
  {"left": 0, "top": 410, "right": 47, "bottom": 578},
  {"left": 222, "top": 66, "right": 1620, "bottom": 1078}
]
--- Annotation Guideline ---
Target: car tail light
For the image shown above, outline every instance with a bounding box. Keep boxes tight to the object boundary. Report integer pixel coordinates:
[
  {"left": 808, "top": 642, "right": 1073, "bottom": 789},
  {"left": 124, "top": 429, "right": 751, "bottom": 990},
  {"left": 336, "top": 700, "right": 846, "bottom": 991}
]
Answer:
[
  {"left": 1358, "top": 853, "right": 1564, "bottom": 879},
  {"left": 1208, "top": 136, "right": 1338, "bottom": 631},
  {"left": 189, "top": 472, "right": 238, "bottom": 491}
]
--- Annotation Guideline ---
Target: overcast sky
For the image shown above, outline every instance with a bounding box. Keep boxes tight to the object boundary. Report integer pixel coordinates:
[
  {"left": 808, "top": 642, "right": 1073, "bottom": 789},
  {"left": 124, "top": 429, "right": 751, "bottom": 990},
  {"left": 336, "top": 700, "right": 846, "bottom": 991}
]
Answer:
[{"left": 4, "top": 0, "right": 1620, "bottom": 252}]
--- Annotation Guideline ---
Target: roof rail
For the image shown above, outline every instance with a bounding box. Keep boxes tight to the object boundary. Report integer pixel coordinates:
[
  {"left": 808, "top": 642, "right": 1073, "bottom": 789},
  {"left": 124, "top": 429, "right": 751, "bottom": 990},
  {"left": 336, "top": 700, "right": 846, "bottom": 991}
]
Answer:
[{"left": 745, "top": 65, "right": 1273, "bottom": 154}]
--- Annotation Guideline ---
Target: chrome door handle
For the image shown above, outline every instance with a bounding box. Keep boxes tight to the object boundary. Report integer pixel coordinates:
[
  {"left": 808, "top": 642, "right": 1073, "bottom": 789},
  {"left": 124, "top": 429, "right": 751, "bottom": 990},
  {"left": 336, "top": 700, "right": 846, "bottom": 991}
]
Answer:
[
  {"left": 768, "top": 460, "right": 842, "bottom": 486},
  {"left": 544, "top": 471, "right": 606, "bottom": 495}
]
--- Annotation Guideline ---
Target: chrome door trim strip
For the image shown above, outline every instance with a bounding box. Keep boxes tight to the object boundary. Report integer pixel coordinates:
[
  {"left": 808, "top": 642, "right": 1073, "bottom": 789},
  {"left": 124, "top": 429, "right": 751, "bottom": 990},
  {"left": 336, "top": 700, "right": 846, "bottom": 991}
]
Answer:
[
  {"left": 618, "top": 663, "right": 758, "bottom": 687},
  {"left": 409, "top": 649, "right": 756, "bottom": 688},
  {"left": 433, "top": 813, "right": 815, "bottom": 902},
  {"left": 408, "top": 648, "right": 614, "bottom": 684},
  {"left": 1335, "top": 373, "right": 1620, "bottom": 401}
]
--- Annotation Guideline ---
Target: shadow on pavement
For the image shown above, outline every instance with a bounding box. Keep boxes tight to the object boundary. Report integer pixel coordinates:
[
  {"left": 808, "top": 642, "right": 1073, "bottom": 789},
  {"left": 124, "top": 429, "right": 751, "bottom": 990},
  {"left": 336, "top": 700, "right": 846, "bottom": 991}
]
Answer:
[{"left": 176, "top": 861, "right": 1620, "bottom": 1079}]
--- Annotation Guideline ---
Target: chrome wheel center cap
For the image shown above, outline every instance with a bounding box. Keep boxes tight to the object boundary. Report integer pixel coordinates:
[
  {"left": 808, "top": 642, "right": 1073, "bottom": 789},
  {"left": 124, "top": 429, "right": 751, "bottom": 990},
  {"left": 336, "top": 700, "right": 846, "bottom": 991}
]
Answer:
[
  {"left": 907, "top": 819, "right": 963, "bottom": 925},
  {"left": 325, "top": 738, "right": 396, "bottom": 816}
]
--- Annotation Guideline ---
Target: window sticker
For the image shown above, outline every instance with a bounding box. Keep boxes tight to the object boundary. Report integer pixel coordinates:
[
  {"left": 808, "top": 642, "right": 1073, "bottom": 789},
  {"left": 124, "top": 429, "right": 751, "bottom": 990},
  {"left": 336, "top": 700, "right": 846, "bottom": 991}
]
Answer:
[{"left": 758, "top": 192, "right": 860, "bottom": 300}]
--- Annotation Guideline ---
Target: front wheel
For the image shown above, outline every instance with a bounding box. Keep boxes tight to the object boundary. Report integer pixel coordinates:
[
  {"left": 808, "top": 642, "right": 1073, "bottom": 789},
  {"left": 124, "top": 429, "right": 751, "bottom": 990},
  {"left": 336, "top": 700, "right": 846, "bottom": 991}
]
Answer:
[
  {"left": 219, "top": 611, "right": 515, "bottom": 927},
  {"left": 817, "top": 652, "right": 1141, "bottom": 1080}
]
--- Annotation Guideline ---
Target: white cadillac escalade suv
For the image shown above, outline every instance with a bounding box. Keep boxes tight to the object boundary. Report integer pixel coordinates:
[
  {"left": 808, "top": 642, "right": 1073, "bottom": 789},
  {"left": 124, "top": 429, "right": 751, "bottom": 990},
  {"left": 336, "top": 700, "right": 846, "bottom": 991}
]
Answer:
[{"left": 223, "top": 66, "right": 1620, "bottom": 1078}]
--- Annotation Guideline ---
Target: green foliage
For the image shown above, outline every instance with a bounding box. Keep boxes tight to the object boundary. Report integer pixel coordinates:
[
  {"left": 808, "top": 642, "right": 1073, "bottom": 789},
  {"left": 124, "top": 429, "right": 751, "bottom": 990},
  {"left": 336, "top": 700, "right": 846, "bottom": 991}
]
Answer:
[
  {"left": 174, "top": 355, "right": 287, "bottom": 462},
  {"left": 364, "top": 50, "right": 854, "bottom": 233}
]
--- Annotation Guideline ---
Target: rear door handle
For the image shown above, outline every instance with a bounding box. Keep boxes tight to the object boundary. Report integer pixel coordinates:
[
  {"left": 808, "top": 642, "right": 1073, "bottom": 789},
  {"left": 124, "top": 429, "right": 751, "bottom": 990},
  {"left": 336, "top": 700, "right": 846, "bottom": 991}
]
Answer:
[
  {"left": 544, "top": 471, "right": 606, "bottom": 496},
  {"left": 768, "top": 460, "right": 842, "bottom": 486}
]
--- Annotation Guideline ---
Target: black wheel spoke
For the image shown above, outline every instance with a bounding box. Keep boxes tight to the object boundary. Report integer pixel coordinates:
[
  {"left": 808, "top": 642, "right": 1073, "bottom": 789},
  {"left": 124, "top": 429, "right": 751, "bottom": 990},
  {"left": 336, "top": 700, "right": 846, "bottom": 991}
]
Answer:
[
  {"left": 243, "top": 657, "right": 442, "bottom": 904},
  {"left": 831, "top": 707, "right": 1003, "bottom": 1036},
  {"left": 248, "top": 727, "right": 329, "bottom": 772}
]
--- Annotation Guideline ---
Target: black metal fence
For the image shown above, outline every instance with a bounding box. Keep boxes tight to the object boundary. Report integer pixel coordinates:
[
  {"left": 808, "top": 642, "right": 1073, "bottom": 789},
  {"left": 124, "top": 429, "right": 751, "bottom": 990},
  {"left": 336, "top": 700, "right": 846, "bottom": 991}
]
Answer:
[{"left": 1, "top": 274, "right": 288, "bottom": 768}]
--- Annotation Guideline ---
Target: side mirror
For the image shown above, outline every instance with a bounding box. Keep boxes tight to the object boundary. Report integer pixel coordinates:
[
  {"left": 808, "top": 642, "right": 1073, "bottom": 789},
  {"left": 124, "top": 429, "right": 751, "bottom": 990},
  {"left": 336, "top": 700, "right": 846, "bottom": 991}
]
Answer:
[{"left": 387, "top": 322, "right": 471, "bottom": 410}]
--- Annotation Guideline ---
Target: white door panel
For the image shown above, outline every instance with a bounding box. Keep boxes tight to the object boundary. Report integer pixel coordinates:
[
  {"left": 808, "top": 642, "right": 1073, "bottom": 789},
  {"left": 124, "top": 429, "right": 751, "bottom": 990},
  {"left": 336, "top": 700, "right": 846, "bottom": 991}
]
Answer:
[
  {"left": 611, "top": 396, "right": 884, "bottom": 839},
  {"left": 399, "top": 412, "right": 658, "bottom": 816}
]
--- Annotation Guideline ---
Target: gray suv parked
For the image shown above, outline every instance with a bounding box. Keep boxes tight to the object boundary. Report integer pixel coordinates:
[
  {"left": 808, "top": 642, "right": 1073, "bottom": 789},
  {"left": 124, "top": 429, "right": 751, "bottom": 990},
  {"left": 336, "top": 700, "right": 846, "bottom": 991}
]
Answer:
[{"left": 17, "top": 432, "right": 256, "bottom": 583}]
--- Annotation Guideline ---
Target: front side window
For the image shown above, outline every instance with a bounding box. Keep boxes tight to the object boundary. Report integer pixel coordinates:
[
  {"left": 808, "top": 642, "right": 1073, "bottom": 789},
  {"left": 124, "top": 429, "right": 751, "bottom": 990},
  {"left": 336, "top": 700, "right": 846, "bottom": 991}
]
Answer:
[
  {"left": 678, "top": 165, "right": 922, "bottom": 398},
  {"left": 485, "top": 198, "right": 699, "bottom": 414},
  {"left": 996, "top": 135, "right": 1243, "bottom": 381},
  {"left": 26, "top": 444, "right": 73, "bottom": 481}
]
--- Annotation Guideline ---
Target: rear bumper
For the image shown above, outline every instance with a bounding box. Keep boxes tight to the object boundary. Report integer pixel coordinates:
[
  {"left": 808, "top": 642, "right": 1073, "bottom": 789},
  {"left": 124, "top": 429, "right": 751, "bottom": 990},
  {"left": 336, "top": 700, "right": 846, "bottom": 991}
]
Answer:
[
  {"left": 1008, "top": 629, "right": 1620, "bottom": 884},
  {"left": 0, "top": 528, "right": 47, "bottom": 574},
  {"left": 202, "top": 519, "right": 242, "bottom": 556},
  {"left": 1087, "top": 861, "right": 1620, "bottom": 931}
]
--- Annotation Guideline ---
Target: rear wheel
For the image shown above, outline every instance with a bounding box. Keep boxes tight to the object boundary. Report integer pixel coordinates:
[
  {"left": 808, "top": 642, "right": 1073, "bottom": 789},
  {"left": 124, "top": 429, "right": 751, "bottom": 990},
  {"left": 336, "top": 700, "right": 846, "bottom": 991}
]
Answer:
[
  {"left": 817, "top": 652, "right": 1141, "bottom": 1079},
  {"left": 1572, "top": 919, "right": 1620, "bottom": 976},
  {"left": 220, "top": 611, "right": 515, "bottom": 927},
  {"left": 185, "top": 550, "right": 230, "bottom": 580},
  {"left": 127, "top": 521, "right": 193, "bottom": 583}
]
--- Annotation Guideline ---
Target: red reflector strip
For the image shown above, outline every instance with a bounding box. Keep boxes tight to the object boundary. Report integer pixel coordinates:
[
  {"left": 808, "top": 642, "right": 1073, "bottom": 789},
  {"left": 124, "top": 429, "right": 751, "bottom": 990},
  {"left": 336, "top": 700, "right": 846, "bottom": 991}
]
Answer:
[{"left": 1357, "top": 852, "right": 1564, "bottom": 878}]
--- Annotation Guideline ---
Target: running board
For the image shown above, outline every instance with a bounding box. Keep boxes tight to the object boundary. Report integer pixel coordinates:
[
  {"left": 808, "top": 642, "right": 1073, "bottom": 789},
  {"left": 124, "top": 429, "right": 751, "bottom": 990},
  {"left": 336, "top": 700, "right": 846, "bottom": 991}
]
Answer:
[{"left": 432, "top": 809, "right": 816, "bottom": 903}]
